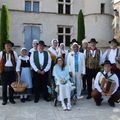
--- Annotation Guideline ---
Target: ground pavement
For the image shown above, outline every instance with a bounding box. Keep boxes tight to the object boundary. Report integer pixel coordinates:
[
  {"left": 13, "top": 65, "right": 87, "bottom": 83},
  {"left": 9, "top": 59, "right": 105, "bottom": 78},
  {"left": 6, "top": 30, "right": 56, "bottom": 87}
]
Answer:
[{"left": 0, "top": 95, "right": 120, "bottom": 120}]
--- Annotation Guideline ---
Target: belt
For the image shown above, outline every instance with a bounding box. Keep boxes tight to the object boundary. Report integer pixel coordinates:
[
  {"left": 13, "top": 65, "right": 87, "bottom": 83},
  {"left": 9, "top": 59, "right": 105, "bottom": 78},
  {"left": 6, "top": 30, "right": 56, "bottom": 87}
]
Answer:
[{"left": 4, "top": 67, "right": 14, "bottom": 71}]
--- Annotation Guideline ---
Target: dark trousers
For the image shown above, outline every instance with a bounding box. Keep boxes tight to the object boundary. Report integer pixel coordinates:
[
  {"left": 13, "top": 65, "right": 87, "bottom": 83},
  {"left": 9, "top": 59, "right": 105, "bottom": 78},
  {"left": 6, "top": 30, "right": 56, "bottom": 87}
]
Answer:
[
  {"left": 33, "top": 71, "right": 49, "bottom": 100},
  {"left": 82, "top": 74, "right": 87, "bottom": 90},
  {"left": 86, "top": 68, "right": 99, "bottom": 96},
  {"left": 92, "top": 89, "right": 120, "bottom": 105},
  {"left": 31, "top": 70, "right": 35, "bottom": 94},
  {"left": 112, "top": 68, "right": 120, "bottom": 90},
  {"left": 1, "top": 71, "right": 16, "bottom": 102}
]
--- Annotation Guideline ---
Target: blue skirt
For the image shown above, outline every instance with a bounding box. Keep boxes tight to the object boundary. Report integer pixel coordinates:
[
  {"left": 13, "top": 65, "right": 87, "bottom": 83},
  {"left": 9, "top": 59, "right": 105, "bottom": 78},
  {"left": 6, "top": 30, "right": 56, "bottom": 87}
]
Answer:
[{"left": 21, "top": 67, "right": 32, "bottom": 89}]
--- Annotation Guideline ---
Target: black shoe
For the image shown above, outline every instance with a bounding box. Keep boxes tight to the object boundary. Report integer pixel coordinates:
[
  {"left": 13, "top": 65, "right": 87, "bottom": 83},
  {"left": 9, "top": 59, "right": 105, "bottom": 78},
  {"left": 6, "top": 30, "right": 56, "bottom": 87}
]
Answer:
[
  {"left": 44, "top": 97, "right": 51, "bottom": 102},
  {"left": 34, "top": 99, "right": 39, "bottom": 103},
  {"left": 96, "top": 98, "right": 103, "bottom": 106},
  {"left": 96, "top": 97, "right": 103, "bottom": 106},
  {"left": 96, "top": 103, "right": 101, "bottom": 106},
  {"left": 25, "top": 96, "right": 31, "bottom": 101},
  {"left": 108, "top": 100, "right": 115, "bottom": 107},
  {"left": 86, "top": 95, "right": 92, "bottom": 99},
  {"left": 9, "top": 99, "right": 16, "bottom": 104},
  {"left": 2, "top": 101, "right": 7, "bottom": 105},
  {"left": 21, "top": 98, "right": 25, "bottom": 103}
]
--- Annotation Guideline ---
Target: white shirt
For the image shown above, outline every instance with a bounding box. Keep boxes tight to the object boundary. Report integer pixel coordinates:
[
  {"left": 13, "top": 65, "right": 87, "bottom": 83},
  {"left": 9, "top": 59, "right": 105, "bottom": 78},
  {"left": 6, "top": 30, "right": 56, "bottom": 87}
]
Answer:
[
  {"left": 103, "top": 48, "right": 118, "bottom": 64},
  {"left": 48, "top": 46, "right": 59, "bottom": 58},
  {"left": 30, "top": 51, "right": 51, "bottom": 72},
  {"left": 0, "top": 51, "right": 18, "bottom": 67},
  {"left": 29, "top": 48, "right": 36, "bottom": 54},
  {"left": 84, "top": 49, "right": 103, "bottom": 65},
  {"left": 94, "top": 71, "right": 119, "bottom": 94}
]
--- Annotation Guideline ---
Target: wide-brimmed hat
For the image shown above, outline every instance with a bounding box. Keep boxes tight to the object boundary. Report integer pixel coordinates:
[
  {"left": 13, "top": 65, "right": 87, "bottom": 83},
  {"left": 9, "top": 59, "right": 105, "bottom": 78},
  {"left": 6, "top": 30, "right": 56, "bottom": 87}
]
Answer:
[
  {"left": 109, "top": 38, "right": 119, "bottom": 45},
  {"left": 70, "top": 39, "right": 78, "bottom": 44},
  {"left": 3, "top": 40, "right": 14, "bottom": 47},
  {"left": 71, "top": 42, "right": 80, "bottom": 49},
  {"left": 102, "top": 60, "right": 112, "bottom": 66},
  {"left": 38, "top": 41, "right": 47, "bottom": 47},
  {"left": 88, "top": 38, "right": 98, "bottom": 44}
]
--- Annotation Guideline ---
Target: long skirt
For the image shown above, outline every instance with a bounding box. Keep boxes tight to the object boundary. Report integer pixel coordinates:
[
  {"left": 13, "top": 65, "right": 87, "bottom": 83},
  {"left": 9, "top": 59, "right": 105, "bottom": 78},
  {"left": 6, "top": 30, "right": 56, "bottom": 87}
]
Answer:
[{"left": 21, "top": 67, "right": 32, "bottom": 89}]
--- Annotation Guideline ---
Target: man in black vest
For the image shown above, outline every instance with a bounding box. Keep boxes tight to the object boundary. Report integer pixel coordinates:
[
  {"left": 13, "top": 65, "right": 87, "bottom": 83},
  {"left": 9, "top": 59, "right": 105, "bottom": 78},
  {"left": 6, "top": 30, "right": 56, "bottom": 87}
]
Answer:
[
  {"left": 30, "top": 41, "right": 51, "bottom": 103},
  {"left": 0, "top": 40, "right": 18, "bottom": 105}
]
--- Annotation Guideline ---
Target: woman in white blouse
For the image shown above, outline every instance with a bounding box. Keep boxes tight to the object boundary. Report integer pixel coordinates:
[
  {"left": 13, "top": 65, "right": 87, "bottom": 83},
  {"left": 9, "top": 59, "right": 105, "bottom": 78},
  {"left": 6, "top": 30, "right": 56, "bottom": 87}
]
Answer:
[
  {"left": 16, "top": 48, "right": 32, "bottom": 102},
  {"left": 53, "top": 57, "right": 72, "bottom": 111}
]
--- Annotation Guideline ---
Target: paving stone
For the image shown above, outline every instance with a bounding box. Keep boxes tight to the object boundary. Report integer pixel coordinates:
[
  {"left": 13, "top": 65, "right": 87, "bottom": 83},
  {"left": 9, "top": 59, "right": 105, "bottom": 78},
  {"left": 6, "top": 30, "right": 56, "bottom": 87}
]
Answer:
[
  {"left": 0, "top": 97, "right": 119, "bottom": 120},
  {"left": 6, "top": 118, "right": 33, "bottom": 120}
]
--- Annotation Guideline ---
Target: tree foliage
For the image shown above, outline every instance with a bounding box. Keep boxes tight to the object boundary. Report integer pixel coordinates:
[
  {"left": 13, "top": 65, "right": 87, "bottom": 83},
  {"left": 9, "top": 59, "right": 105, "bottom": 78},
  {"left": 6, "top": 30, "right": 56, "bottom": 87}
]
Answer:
[
  {"left": 77, "top": 10, "right": 85, "bottom": 45},
  {"left": 0, "top": 4, "right": 10, "bottom": 50}
]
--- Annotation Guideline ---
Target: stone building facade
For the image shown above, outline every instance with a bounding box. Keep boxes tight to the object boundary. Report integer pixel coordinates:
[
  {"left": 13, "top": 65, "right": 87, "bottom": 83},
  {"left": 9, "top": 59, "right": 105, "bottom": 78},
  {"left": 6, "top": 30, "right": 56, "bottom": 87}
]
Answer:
[{"left": 0, "top": 0, "right": 114, "bottom": 53}]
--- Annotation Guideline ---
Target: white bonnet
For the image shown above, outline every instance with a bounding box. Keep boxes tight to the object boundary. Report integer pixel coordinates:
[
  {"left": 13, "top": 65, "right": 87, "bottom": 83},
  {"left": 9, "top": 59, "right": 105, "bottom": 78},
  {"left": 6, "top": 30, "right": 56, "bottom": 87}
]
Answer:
[
  {"left": 20, "top": 47, "right": 27, "bottom": 52},
  {"left": 51, "top": 39, "right": 58, "bottom": 45},
  {"left": 32, "top": 39, "right": 39, "bottom": 44}
]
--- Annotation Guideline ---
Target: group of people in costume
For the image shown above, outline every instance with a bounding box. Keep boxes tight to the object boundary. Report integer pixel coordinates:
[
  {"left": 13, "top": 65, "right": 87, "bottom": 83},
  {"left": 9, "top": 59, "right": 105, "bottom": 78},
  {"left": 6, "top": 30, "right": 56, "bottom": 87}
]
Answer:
[{"left": 0, "top": 37, "right": 120, "bottom": 111}]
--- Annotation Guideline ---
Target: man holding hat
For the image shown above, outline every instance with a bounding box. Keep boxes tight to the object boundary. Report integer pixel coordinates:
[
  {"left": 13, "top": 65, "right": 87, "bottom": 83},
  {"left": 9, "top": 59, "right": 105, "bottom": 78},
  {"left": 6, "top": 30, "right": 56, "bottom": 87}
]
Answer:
[
  {"left": 67, "top": 42, "right": 85, "bottom": 99},
  {"left": 85, "top": 38, "right": 103, "bottom": 99},
  {"left": 103, "top": 39, "right": 120, "bottom": 86},
  {"left": 30, "top": 41, "right": 51, "bottom": 102},
  {"left": 0, "top": 40, "right": 18, "bottom": 105},
  {"left": 92, "top": 60, "right": 120, "bottom": 107}
]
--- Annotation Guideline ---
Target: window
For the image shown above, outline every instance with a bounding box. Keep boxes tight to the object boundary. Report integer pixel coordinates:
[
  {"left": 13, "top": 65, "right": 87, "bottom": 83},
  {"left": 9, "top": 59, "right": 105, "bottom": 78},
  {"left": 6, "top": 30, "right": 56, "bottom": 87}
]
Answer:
[
  {"left": 58, "top": 0, "right": 71, "bottom": 14},
  {"left": 66, "top": 0, "right": 70, "bottom": 2},
  {"left": 101, "top": 3, "right": 105, "bottom": 14},
  {"left": 25, "top": 1, "right": 31, "bottom": 12},
  {"left": 25, "top": 1, "right": 40, "bottom": 12},
  {"left": 33, "top": 1, "right": 39, "bottom": 12},
  {"left": 58, "top": 4, "right": 64, "bottom": 14},
  {"left": 66, "top": 4, "right": 71, "bottom": 14},
  {"left": 58, "top": 26, "right": 71, "bottom": 46},
  {"left": 59, "top": 0, "right": 63, "bottom": 2}
]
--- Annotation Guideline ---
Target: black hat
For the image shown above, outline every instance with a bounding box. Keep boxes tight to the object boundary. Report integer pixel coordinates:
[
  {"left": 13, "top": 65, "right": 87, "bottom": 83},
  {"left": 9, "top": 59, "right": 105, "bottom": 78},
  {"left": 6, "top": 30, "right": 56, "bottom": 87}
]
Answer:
[
  {"left": 102, "top": 60, "right": 112, "bottom": 66},
  {"left": 38, "top": 41, "right": 47, "bottom": 47},
  {"left": 109, "top": 38, "right": 119, "bottom": 45},
  {"left": 70, "top": 39, "right": 78, "bottom": 44},
  {"left": 88, "top": 38, "right": 98, "bottom": 44},
  {"left": 3, "top": 40, "right": 14, "bottom": 47}
]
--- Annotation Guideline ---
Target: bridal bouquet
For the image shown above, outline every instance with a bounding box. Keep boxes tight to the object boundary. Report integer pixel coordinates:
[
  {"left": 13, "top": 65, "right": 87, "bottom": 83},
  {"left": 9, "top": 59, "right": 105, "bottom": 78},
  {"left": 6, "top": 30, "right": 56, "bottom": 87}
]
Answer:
[{"left": 59, "top": 75, "right": 69, "bottom": 84}]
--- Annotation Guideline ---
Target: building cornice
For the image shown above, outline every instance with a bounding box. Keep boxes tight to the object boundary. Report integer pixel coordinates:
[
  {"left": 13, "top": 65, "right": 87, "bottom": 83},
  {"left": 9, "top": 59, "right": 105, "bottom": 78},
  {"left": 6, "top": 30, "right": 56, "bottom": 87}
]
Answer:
[
  {"left": 84, "top": 13, "right": 113, "bottom": 18},
  {"left": 0, "top": 8, "right": 78, "bottom": 17},
  {"left": 0, "top": 9, "right": 114, "bottom": 18}
]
